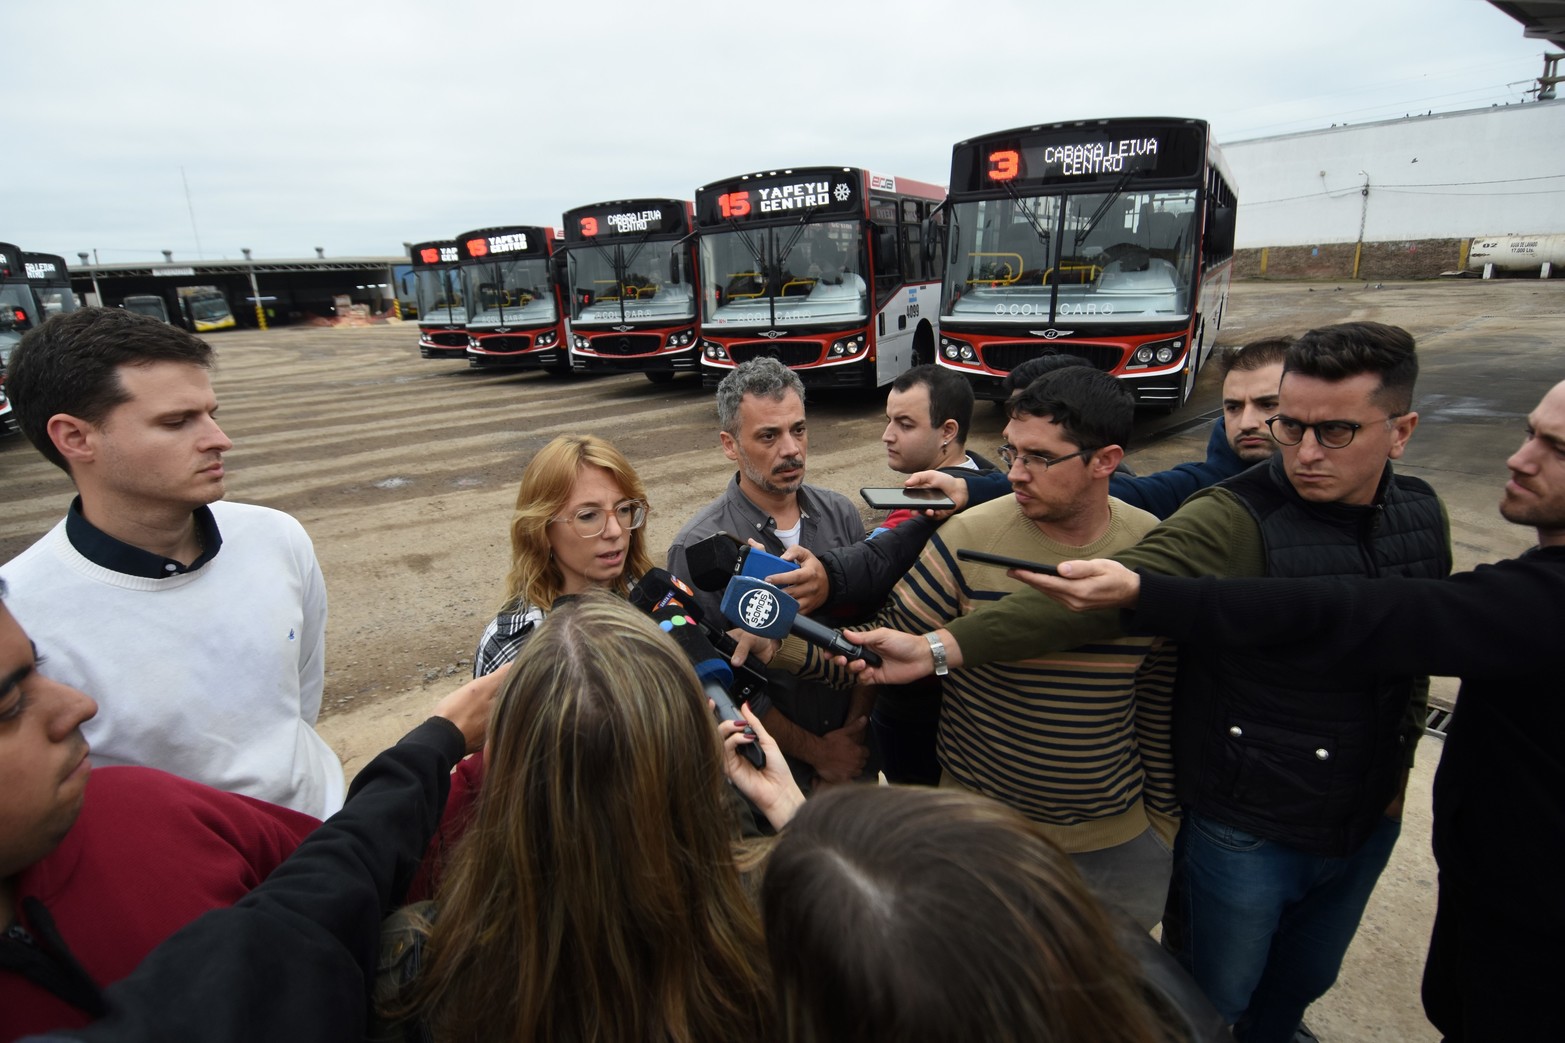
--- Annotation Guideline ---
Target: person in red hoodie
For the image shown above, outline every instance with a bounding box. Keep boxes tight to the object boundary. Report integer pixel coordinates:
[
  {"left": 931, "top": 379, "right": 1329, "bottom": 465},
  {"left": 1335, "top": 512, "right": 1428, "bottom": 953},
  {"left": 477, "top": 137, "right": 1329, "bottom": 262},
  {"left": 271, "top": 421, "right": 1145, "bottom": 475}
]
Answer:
[{"left": 0, "top": 581, "right": 318, "bottom": 1041}]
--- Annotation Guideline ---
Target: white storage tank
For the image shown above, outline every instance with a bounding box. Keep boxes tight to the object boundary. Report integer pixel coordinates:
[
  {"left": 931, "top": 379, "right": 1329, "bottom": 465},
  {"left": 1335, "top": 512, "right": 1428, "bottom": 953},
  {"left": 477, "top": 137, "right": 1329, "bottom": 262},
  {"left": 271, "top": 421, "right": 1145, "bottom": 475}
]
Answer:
[{"left": 1467, "top": 234, "right": 1565, "bottom": 277}]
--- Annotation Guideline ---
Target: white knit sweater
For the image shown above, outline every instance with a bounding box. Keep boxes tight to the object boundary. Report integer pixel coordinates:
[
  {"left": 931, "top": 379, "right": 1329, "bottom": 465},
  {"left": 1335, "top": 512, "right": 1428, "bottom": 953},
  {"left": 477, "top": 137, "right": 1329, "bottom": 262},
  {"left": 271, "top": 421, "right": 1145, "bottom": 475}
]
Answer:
[{"left": 2, "top": 500, "right": 344, "bottom": 818}]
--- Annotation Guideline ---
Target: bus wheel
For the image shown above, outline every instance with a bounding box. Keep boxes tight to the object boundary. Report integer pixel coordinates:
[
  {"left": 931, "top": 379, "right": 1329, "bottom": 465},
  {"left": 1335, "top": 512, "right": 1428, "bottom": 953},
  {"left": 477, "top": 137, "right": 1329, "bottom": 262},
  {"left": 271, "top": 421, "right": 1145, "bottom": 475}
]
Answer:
[{"left": 645, "top": 371, "right": 676, "bottom": 385}]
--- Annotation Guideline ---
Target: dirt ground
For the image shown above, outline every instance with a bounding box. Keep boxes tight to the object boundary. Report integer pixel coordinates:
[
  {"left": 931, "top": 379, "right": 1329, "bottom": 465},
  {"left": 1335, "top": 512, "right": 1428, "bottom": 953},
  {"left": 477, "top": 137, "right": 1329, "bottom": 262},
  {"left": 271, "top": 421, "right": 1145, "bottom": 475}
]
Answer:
[
  {"left": 2, "top": 277, "right": 1559, "bottom": 771},
  {"left": 4, "top": 277, "right": 1564, "bottom": 1039}
]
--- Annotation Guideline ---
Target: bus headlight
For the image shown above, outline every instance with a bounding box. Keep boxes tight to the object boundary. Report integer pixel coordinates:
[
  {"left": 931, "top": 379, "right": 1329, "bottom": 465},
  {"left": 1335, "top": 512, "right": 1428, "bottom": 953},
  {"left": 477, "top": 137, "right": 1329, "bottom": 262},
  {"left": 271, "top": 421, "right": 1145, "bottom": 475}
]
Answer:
[
  {"left": 573, "top": 334, "right": 591, "bottom": 350},
  {"left": 828, "top": 333, "right": 865, "bottom": 357},
  {"left": 467, "top": 336, "right": 480, "bottom": 349},
  {"left": 666, "top": 329, "right": 694, "bottom": 348},
  {"left": 1128, "top": 338, "right": 1184, "bottom": 369},
  {"left": 536, "top": 330, "right": 558, "bottom": 348},
  {"left": 702, "top": 340, "right": 729, "bottom": 361},
  {"left": 940, "top": 335, "right": 976, "bottom": 364}
]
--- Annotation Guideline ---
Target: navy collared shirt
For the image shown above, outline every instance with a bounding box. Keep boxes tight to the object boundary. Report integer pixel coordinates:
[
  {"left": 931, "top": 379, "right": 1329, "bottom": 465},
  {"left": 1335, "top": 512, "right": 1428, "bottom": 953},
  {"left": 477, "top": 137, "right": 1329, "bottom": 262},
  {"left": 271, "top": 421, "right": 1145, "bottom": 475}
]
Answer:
[{"left": 64, "top": 497, "right": 224, "bottom": 578}]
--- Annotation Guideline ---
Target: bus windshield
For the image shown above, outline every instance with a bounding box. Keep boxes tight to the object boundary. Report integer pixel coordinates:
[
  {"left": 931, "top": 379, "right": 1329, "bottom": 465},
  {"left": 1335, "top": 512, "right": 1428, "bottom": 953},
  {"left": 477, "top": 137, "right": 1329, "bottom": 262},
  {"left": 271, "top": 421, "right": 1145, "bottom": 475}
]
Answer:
[
  {"left": 462, "top": 257, "right": 556, "bottom": 326},
  {"left": 1, "top": 283, "right": 38, "bottom": 364},
  {"left": 942, "top": 189, "right": 1197, "bottom": 325},
  {"left": 415, "top": 268, "right": 465, "bottom": 323},
  {"left": 571, "top": 240, "right": 694, "bottom": 325},
  {"left": 186, "top": 294, "right": 231, "bottom": 323},
  {"left": 700, "top": 220, "right": 867, "bottom": 329}
]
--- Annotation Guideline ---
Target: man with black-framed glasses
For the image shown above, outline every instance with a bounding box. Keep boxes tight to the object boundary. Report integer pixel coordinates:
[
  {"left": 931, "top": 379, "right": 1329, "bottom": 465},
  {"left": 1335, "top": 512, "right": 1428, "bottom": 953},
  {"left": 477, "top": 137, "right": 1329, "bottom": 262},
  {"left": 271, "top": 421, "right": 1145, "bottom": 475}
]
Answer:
[
  {"left": 841, "top": 322, "right": 1452, "bottom": 1043},
  {"left": 766, "top": 364, "right": 1181, "bottom": 928}
]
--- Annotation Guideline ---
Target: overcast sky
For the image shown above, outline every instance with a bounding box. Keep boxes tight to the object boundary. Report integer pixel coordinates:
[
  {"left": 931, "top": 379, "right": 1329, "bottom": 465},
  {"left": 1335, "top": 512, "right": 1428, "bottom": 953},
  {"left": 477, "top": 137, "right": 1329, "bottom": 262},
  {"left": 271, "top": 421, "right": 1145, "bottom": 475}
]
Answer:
[{"left": 9, "top": 0, "right": 1550, "bottom": 263}]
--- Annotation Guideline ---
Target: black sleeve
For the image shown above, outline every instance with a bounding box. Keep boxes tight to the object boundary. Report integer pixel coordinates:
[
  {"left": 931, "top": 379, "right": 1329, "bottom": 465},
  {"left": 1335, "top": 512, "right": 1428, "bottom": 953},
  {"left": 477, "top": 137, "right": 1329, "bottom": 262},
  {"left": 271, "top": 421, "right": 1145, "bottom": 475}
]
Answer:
[
  {"left": 819, "top": 515, "right": 939, "bottom": 624},
  {"left": 1127, "top": 554, "right": 1563, "bottom": 680},
  {"left": 46, "top": 718, "right": 467, "bottom": 1043}
]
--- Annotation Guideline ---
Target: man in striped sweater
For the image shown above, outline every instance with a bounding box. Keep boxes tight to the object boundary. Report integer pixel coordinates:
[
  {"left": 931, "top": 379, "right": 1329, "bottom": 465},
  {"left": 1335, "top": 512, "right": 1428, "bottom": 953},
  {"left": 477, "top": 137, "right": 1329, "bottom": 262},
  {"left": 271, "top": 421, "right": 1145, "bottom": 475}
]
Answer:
[{"left": 773, "top": 366, "right": 1177, "bottom": 928}]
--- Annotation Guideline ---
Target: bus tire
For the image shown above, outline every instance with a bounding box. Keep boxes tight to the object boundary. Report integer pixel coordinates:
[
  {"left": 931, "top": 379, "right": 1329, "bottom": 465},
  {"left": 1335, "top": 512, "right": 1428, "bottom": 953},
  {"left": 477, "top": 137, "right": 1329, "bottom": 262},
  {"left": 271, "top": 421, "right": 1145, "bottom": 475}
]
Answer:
[{"left": 645, "top": 371, "right": 676, "bottom": 384}]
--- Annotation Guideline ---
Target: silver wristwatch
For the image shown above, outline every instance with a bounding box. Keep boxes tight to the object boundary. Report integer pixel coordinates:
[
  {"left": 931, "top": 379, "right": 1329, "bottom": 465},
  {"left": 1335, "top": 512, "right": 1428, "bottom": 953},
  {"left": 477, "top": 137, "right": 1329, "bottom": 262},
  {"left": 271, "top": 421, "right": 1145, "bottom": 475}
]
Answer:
[{"left": 924, "top": 632, "right": 949, "bottom": 677}]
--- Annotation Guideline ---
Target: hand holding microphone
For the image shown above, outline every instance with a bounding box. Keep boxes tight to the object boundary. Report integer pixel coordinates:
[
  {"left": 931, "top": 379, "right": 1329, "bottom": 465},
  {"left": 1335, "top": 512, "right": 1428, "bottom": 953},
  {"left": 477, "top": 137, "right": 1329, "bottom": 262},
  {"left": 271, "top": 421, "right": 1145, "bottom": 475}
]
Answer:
[
  {"left": 628, "top": 569, "right": 765, "bottom": 768},
  {"left": 719, "top": 575, "right": 883, "bottom": 667}
]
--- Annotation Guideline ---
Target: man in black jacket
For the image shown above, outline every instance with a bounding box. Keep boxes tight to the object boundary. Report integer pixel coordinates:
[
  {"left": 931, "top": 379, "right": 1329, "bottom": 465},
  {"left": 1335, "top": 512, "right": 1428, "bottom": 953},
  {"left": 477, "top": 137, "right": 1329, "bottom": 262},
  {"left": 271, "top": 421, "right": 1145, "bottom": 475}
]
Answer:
[{"left": 1012, "top": 377, "right": 1565, "bottom": 1042}]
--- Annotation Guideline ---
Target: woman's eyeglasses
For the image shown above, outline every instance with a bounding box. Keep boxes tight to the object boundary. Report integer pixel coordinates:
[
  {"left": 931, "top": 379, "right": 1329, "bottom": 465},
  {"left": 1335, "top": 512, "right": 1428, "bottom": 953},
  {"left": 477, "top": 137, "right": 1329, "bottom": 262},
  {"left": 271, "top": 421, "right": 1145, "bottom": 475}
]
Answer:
[{"left": 553, "top": 499, "right": 648, "bottom": 538}]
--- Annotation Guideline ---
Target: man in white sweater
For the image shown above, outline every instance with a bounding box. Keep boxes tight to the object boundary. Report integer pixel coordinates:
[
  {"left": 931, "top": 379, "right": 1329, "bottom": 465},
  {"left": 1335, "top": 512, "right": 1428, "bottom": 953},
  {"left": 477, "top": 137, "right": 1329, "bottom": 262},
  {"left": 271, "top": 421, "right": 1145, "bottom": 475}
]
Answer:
[{"left": 0, "top": 308, "right": 343, "bottom": 818}]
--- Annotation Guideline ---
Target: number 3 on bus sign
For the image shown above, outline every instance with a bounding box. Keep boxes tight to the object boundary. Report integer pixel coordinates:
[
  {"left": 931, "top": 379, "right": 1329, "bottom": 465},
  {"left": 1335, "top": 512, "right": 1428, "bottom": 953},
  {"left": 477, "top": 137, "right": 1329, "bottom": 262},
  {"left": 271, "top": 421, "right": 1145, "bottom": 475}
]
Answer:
[
  {"left": 987, "top": 149, "right": 1020, "bottom": 182},
  {"left": 718, "top": 191, "right": 751, "bottom": 218},
  {"left": 579, "top": 217, "right": 599, "bottom": 236}
]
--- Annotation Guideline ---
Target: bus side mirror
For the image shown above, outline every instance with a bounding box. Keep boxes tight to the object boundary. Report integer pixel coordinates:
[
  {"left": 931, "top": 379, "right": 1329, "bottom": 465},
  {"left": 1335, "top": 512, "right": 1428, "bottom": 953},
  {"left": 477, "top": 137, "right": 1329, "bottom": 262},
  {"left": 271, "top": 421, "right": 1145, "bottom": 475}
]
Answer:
[{"left": 920, "top": 216, "right": 944, "bottom": 265}]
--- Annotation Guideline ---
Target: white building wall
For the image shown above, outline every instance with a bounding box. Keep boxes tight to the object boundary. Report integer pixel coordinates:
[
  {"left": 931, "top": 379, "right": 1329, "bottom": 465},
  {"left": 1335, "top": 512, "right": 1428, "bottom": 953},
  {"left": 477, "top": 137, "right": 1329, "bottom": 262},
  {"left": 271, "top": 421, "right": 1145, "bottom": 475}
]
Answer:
[{"left": 1223, "top": 101, "right": 1565, "bottom": 248}]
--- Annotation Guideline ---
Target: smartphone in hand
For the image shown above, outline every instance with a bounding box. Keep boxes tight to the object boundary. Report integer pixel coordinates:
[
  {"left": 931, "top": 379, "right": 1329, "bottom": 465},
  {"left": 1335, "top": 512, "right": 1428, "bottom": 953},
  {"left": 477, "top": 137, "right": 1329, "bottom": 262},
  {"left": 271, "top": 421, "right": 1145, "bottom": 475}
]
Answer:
[
  {"left": 955, "top": 548, "right": 1061, "bottom": 575},
  {"left": 860, "top": 486, "right": 957, "bottom": 511}
]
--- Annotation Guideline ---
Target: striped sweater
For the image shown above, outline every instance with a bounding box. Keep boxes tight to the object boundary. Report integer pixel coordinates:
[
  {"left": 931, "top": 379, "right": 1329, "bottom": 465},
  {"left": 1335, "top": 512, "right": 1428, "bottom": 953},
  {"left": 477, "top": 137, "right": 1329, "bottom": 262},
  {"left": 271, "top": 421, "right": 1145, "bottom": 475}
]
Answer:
[{"left": 782, "top": 495, "right": 1178, "bottom": 852}]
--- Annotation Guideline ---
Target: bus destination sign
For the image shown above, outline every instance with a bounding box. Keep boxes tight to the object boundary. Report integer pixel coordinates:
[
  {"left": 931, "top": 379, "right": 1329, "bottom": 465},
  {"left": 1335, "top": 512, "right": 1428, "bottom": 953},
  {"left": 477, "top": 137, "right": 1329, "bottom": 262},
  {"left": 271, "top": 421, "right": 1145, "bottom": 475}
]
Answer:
[
  {"left": 567, "top": 205, "right": 685, "bottom": 241},
  {"left": 456, "top": 228, "right": 548, "bottom": 261},
  {"left": 413, "top": 243, "right": 458, "bottom": 266},
  {"left": 955, "top": 124, "right": 1203, "bottom": 191},
  {"left": 697, "top": 171, "right": 858, "bottom": 226}
]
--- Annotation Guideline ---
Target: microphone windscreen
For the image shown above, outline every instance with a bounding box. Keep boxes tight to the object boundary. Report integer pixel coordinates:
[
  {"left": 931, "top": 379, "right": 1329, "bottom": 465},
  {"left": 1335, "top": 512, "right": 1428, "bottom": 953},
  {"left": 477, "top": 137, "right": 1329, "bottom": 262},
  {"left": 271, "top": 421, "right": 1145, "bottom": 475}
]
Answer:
[
  {"left": 720, "top": 576, "right": 798, "bottom": 639},
  {"left": 684, "top": 532, "right": 746, "bottom": 591}
]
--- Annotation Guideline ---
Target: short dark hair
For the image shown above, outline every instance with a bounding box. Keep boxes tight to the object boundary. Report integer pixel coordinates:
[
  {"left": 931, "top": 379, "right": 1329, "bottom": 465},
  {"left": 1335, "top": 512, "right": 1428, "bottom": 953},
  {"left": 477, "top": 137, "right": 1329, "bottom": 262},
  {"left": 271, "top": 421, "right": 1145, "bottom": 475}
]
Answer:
[
  {"left": 1001, "top": 353, "right": 1094, "bottom": 398},
  {"left": 1008, "top": 366, "right": 1134, "bottom": 452},
  {"left": 762, "top": 787, "right": 1169, "bottom": 1043},
  {"left": 890, "top": 364, "right": 975, "bottom": 446},
  {"left": 1217, "top": 336, "right": 1292, "bottom": 378},
  {"left": 1283, "top": 322, "right": 1418, "bottom": 413},
  {"left": 7, "top": 307, "right": 215, "bottom": 473}
]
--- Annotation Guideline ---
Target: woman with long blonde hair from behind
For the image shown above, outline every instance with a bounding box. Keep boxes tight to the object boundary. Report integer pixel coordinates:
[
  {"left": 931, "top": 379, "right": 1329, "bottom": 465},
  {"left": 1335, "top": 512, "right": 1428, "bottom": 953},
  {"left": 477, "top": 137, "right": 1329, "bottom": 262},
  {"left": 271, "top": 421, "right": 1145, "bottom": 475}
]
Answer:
[{"left": 388, "top": 593, "right": 799, "bottom": 1043}]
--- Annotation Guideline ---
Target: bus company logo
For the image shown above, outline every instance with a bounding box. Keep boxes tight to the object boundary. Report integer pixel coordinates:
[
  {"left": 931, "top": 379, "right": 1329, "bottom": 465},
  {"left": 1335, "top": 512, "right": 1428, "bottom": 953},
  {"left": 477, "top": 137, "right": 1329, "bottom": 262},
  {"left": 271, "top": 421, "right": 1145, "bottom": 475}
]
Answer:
[
  {"left": 868, "top": 173, "right": 896, "bottom": 192},
  {"left": 613, "top": 324, "right": 634, "bottom": 333},
  {"left": 465, "top": 238, "right": 489, "bottom": 258},
  {"left": 757, "top": 330, "right": 787, "bottom": 339},
  {"left": 737, "top": 588, "right": 781, "bottom": 630},
  {"left": 1029, "top": 328, "right": 1075, "bottom": 339}
]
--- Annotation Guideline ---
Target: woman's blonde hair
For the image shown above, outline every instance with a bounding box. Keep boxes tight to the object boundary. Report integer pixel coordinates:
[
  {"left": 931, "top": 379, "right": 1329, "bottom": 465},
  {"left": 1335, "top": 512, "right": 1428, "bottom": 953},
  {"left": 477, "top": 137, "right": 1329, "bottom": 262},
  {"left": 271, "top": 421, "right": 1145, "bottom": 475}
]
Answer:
[
  {"left": 501, "top": 434, "right": 653, "bottom": 612},
  {"left": 406, "top": 593, "right": 771, "bottom": 1041}
]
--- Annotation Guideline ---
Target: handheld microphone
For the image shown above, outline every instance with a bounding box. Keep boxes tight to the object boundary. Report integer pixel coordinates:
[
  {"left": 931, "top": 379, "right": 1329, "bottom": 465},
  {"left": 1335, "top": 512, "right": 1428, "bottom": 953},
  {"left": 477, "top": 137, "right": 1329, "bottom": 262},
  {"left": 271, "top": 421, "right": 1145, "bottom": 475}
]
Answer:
[
  {"left": 719, "top": 575, "right": 882, "bottom": 667},
  {"left": 628, "top": 570, "right": 765, "bottom": 768},
  {"left": 684, "top": 531, "right": 798, "bottom": 592}
]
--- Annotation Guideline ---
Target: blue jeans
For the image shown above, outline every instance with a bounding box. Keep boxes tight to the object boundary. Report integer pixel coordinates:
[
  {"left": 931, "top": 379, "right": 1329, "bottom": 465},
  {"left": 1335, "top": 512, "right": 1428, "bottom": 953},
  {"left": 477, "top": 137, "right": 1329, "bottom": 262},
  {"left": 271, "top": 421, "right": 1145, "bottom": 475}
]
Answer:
[{"left": 1165, "top": 810, "right": 1401, "bottom": 1043}]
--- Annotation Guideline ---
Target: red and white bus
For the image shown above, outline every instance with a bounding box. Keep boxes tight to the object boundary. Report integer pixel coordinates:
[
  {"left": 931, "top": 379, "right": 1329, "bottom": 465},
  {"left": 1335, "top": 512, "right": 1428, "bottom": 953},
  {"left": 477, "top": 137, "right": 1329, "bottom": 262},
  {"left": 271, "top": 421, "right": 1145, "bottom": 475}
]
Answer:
[
  {"left": 933, "top": 117, "right": 1238, "bottom": 410},
  {"left": 695, "top": 166, "right": 945, "bottom": 390},
  {"left": 457, "top": 225, "right": 569, "bottom": 372},
  {"left": 409, "top": 240, "right": 466, "bottom": 360},
  {"left": 563, "top": 199, "right": 699, "bottom": 384}
]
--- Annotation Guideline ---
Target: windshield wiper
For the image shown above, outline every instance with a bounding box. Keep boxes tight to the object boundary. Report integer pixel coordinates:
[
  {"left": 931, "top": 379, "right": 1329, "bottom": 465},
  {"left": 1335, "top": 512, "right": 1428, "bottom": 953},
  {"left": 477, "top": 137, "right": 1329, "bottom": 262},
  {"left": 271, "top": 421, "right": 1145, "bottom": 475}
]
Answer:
[{"left": 1075, "top": 167, "right": 1137, "bottom": 248}]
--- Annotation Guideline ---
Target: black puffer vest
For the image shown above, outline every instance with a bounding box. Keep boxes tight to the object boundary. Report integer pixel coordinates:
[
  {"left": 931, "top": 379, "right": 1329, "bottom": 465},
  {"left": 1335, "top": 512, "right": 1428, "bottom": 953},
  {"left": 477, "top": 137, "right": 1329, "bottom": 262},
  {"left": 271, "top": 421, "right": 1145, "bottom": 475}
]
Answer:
[{"left": 1174, "top": 455, "right": 1449, "bottom": 855}]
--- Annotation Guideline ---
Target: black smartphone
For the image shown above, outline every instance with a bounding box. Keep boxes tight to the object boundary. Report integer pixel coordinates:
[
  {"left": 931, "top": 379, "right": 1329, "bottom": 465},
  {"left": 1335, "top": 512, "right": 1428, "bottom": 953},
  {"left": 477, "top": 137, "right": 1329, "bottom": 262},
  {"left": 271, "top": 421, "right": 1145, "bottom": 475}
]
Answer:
[
  {"left": 860, "top": 486, "right": 957, "bottom": 510},
  {"left": 956, "top": 548, "right": 1061, "bottom": 575}
]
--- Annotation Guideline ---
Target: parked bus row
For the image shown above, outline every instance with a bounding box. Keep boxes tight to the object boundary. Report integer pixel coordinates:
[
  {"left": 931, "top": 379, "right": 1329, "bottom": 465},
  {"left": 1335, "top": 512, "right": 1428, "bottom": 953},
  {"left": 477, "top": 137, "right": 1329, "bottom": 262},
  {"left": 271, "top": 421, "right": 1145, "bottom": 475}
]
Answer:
[
  {"left": 409, "top": 119, "right": 1236, "bottom": 408},
  {"left": 407, "top": 117, "right": 1236, "bottom": 409}
]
